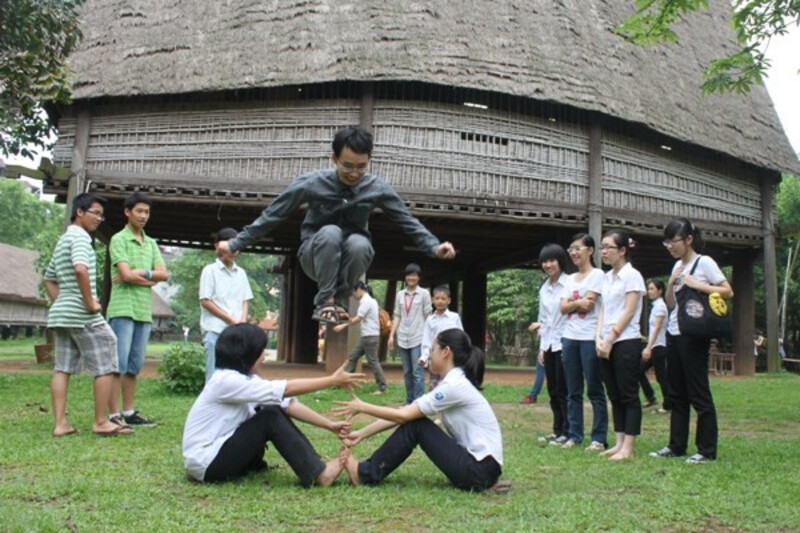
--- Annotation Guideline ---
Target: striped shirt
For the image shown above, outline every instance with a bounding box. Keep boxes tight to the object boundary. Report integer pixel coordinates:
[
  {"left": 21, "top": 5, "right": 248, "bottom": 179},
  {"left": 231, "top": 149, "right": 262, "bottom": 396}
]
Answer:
[
  {"left": 107, "top": 225, "right": 165, "bottom": 323},
  {"left": 45, "top": 225, "right": 104, "bottom": 328}
]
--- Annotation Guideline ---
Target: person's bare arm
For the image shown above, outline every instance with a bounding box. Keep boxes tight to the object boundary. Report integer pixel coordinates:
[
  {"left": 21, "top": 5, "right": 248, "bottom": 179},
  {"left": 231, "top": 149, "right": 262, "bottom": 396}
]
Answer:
[
  {"left": 74, "top": 264, "right": 100, "bottom": 313},
  {"left": 43, "top": 280, "right": 59, "bottom": 301}
]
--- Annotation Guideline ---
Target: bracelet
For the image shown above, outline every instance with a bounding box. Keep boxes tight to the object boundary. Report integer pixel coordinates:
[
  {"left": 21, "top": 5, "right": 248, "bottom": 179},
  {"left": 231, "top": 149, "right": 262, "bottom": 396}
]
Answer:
[{"left": 144, "top": 269, "right": 152, "bottom": 280}]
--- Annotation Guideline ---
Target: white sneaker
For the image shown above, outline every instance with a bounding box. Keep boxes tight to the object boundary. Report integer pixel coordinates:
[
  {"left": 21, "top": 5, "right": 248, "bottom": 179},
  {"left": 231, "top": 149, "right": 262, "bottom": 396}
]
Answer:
[
  {"left": 585, "top": 441, "right": 605, "bottom": 452},
  {"left": 549, "top": 436, "right": 568, "bottom": 446},
  {"left": 685, "top": 453, "right": 714, "bottom": 464}
]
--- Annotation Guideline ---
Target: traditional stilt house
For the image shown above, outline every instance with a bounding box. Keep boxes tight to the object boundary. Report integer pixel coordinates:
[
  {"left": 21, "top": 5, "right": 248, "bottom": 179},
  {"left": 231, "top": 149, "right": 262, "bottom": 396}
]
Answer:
[{"left": 44, "top": 1, "right": 800, "bottom": 373}]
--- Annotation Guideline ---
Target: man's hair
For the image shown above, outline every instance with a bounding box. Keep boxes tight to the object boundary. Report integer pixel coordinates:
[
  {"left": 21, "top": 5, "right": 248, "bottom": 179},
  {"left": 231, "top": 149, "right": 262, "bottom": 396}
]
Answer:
[
  {"left": 215, "top": 324, "right": 268, "bottom": 375},
  {"left": 70, "top": 193, "right": 107, "bottom": 222},
  {"left": 124, "top": 191, "right": 151, "bottom": 210},
  {"left": 404, "top": 263, "right": 422, "bottom": 276},
  {"left": 213, "top": 227, "right": 238, "bottom": 243},
  {"left": 332, "top": 126, "right": 373, "bottom": 157}
]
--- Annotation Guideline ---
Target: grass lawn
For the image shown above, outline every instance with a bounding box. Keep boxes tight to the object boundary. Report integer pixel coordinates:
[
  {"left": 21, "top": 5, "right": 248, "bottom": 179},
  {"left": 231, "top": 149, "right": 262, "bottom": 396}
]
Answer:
[
  {"left": 0, "top": 337, "right": 173, "bottom": 361},
  {"left": 0, "top": 370, "right": 798, "bottom": 532}
]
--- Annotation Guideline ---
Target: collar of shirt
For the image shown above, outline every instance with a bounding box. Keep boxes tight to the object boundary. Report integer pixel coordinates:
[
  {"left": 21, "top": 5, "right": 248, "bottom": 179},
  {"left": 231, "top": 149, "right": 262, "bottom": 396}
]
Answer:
[
  {"left": 610, "top": 261, "right": 633, "bottom": 281},
  {"left": 120, "top": 224, "right": 150, "bottom": 245},
  {"left": 546, "top": 272, "right": 569, "bottom": 290},
  {"left": 214, "top": 257, "right": 238, "bottom": 272}
]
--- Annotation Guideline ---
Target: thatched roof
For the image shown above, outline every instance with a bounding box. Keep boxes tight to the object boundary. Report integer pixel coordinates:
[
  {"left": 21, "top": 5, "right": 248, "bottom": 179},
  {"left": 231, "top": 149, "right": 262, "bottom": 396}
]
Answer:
[
  {"left": 0, "top": 243, "right": 46, "bottom": 306},
  {"left": 65, "top": 0, "right": 798, "bottom": 175},
  {"left": 151, "top": 289, "right": 175, "bottom": 319}
]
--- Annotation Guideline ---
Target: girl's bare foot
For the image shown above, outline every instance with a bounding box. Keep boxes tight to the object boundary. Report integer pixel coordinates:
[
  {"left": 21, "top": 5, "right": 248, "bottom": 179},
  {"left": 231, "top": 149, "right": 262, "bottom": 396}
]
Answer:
[
  {"left": 609, "top": 449, "right": 634, "bottom": 461},
  {"left": 315, "top": 459, "right": 344, "bottom": 487},
  {"left": 52, "top": 424, "right": 78, "bottom": 437},
  {"left": 600, "top": 446, "right": 621, "bottom": 457},
  {"left": 342, "top": 451, "right": 360, "bottom": 486}
]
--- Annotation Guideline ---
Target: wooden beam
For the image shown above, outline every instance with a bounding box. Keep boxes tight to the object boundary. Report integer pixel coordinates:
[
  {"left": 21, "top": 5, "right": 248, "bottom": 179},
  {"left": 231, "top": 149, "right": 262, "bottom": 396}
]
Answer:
[
  {"left": 360, "top": 82, "right": 375, "bottom": 132},
  {"left": 760, "top": 176, "right": 780, "bottom": 373},
  {"left": 462, "top": 267, "right": 487, "bottom": 350},
  {"left": 588, "top": 118, "right": 603, "bottom": 265},
  {"left": 732, "top": 251, "right": 755, "bottom": 376},
  {"left": 379, "top": 279, "right": 398, "bottom": 362},
  {"left": 65, "top": 106, "right": 91, "bottom": 228}
]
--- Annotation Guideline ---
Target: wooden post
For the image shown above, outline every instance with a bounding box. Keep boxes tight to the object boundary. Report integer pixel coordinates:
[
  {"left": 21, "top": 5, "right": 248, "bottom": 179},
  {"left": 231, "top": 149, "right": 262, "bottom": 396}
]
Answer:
[
  {"left": 276, "top": 258, "right": 292, "bottom": 362},
  {"left": 732, "top": 251, "right": 755, "bottom": 376},
  {"left": 462, "top": 267, "right": 487, "bottom": 349},
  {"left": 760, "top": 177, "right": 780, "bottom": 373},
  {"left": 588, "top": 119, "right": 603, "bottom": 265},
  {"left": 449, "top": 279, "right": 460, "bottom": 313},
  {"left": 290, "top": 264, "right": 317, "bottom": 364},
  {"left": 379, "top": 279, "right": 398, "bottom": 362},
  {"left": 64, "top": 106, "right": 91, "bottom": 227},
  {"left": 360, "top": 83, "right": 375, "bottom": 132}
]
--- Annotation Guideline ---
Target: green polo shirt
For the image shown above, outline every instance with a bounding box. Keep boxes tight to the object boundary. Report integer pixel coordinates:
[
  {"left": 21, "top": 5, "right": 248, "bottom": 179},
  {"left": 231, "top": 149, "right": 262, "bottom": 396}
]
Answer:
[{"left": 107, "top": 225, "right": 165, "bottom": 323}]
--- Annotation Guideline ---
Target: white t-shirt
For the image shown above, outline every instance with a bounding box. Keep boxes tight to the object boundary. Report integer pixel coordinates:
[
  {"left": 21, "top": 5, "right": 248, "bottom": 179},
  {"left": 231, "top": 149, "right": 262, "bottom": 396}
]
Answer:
[
  {"left": 538, "top": 273, "right": 568, "bottom": 352},
  {"left": 561, "top": 268, "right": 604, "bottom": 341},
  {"left": 420, "top": 309, "right": 463, "bottom": 364},
  {"left": 600, "top": 262, "right": 646, "bottom": 342},
  {"left": 357, "top": 292, "right": 380, "bottom": 337},
  {"left": 199, "top": 259, "right": 254, "bottom": 334},
  {"left": 393, "top": 287, "right": 432, "bottom": 348},
  {"left": 648, "top": 298, "right": 668, "bottom": 348},
  {"left": 667, "top": 255, "right": 727, "bottom": 336},
  {"left": 182, "top": 370, "right": 291, "bottom": 481},
  {"left": 415, "top": 367, "right": 503, "bottom": 465}
]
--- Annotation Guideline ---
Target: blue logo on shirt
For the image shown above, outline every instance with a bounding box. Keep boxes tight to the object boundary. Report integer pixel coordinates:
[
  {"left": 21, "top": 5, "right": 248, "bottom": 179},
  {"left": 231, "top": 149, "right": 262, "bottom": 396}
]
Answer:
[{"left": 434, "top": 392, "right": 444, "bottom": 401}]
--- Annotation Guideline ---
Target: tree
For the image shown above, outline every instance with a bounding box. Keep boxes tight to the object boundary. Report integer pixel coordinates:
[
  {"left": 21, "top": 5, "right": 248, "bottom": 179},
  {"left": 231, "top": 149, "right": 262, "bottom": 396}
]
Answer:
[
  {"left": 777, "top": 175, "right": 800, "bottom": 347},
  {"left": 617, "top": 0, "right": 800, "bottom": 94},
  {"left": 486, "top": 268, "right": 545, "bottom": 360},
  {"left": 0, "top": 0, "right": 84, "bottom": 158},
  {"left": 0, "top": 179, "right": 64, "bottom": 253},
  {"left": 166, "top": 249, "right": 282, "bottom": 332}
]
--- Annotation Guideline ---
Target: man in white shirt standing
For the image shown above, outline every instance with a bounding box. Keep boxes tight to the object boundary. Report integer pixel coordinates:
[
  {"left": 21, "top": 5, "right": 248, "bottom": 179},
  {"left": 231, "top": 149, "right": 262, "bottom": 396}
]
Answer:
[
  {"left": 199, "top": 228, "right": 254, "bottom": 382},
  {"left": 388, "top": 264, "right": 432, "bottom": 404}
]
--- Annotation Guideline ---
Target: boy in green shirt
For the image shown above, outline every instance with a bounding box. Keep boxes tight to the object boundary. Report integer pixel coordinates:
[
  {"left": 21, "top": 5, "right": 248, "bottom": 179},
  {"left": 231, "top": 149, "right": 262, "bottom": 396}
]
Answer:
[{"left": 107, "top": 192, "right": 169, "bottom": 427}]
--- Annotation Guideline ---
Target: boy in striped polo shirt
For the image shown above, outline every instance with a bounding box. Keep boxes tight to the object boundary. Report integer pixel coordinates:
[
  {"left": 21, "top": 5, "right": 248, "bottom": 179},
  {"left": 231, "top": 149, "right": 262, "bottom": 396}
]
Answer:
[
  {"left": 44, "top": 193, "right": 130, "bottom": 437},
  {"left": 107, "top": 192, "right": 169, "bottom": 427}
]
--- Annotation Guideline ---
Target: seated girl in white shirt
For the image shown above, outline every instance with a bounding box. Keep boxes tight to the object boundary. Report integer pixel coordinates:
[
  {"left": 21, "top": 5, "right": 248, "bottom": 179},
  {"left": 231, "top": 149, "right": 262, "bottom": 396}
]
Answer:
[
  {"left": 182, "top": 323, "right": 365, "bottom": 485},
  {"left": 335, "top": 328, "right": 506, "bottom": 492}
]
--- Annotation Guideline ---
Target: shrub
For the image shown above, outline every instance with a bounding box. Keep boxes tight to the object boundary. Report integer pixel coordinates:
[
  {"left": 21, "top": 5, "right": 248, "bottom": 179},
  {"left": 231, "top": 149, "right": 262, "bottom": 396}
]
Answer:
[{"left": 159, "top": 342, "right": 205, "bottom": 394}]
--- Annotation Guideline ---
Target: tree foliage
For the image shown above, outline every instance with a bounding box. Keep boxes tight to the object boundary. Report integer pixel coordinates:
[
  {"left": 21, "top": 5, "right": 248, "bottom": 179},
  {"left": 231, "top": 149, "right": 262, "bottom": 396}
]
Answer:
[
  {"left": 166, "top": 249, "right": 282, "bottom": 331},
  {"left": 0, "top": 0, "right": 84, "bottom": 158},
  {"left": 0, "top": 179, "right": 64, "bottom": 254},
  {"left": 486, "top": 268, "right": 545, "bottom": 350},
  {"left": 617, "top": 0, "right": 800, "bottom": 94}
]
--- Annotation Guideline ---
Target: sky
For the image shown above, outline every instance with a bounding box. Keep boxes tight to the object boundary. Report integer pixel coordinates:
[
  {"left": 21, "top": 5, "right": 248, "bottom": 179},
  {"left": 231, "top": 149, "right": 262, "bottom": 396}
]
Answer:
[{"left": 763, "top": 24, "right": 800, "bottom": 155}]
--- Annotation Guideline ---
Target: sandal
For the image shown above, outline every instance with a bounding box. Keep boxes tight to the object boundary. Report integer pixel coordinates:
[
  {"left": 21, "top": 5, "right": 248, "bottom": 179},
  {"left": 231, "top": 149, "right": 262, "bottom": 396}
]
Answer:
[
  {"left": 312, "top": 304, "right": 340, "bottom": 325},
  {"left": 487, "top": 480, "right": 512, "bottom": 494}
]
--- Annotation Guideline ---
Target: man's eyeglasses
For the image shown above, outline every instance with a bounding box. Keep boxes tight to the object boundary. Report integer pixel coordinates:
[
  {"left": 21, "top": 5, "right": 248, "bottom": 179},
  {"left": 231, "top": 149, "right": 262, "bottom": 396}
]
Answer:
[
  {"left": 337, "top": 161, "right": 369, "bottom": 173},
  {"left": 662, "top": 237, "right": 684, "bottom": 248},
  {"left": 85, "top": 210, "right": 105, "bottom": 221}
]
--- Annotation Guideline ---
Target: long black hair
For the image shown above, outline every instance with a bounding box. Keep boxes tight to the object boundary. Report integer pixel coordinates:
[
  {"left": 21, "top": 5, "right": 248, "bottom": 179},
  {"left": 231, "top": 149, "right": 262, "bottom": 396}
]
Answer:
[
  {"left": 664, "top": 217, "right": 705, "bottom": 253},
  {"left": 603, "top": 229, "right": 636, "bottom": 260},
  {"left": 215, "top": 324, "right": 267, "bottom": 375},
  {"left": 435, "top": 329, "right": 485, "bottom": 390},
  {"left": 538, "top": 243, "right": 574, "bottom": 275}
]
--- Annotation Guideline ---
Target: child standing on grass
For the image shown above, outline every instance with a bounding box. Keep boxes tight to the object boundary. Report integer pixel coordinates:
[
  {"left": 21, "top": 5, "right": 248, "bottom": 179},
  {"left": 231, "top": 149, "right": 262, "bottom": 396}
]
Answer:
[
  {"left": 595, "top": 231, "right": 646, "bottom": 461},
  {"left": 334, "top": 281, "right": 388, "bottom": 395},
  {"left": 419, "top": 285, "right": 462, "bottom": 390},
  {"left": 639, "top": 279, "right": 670, "bottom": 413},
  {"left": 182, "top": 323, "right": 365, "bottom": 484},
  {"left": 336, "top": 328, "right": 506, "bottom": 492}
]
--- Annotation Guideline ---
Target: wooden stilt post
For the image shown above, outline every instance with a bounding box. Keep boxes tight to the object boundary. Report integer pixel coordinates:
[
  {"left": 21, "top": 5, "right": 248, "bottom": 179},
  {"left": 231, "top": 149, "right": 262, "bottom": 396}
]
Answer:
[
  {"left": 291, "top": 265, "right": 317, "bottom": 364},
  {"left": 379, "top": 279, "right": 398, "bottom": 362},
  {"left": 732, "top": 251, "right": 755, "bottom": 376},
  {"left": 588, "top": 118, "right": 603, "bottom": 265},
  {"left": 760, "top": 176, "right": 780, "bottom": 373},
  {"left": 462, "top": 267, "right": 487, "bottom": 350},
  {"left": 64, "top": 106, "right": 91, "bottom": 227}
]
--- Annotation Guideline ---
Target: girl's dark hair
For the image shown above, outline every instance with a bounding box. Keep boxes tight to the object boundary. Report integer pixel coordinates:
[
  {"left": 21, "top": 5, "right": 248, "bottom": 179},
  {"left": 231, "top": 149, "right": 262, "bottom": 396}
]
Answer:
[
  {"left": 70, "top": 193, "right": 106, "bottom": 222},
  {"left": 538, "top": 243, "right": 574, "bottom": 274},
  {"left": 353, "top": 280, "right": 373, "bottom": 297},
  {"left": 215, "top": 324, "right": 268, "bottom": 375},
  {"left": 435, "top": 329, "right": 485, "bottom": 390},
  {"left": 646, "top": 278, "right": 665, "bottom": 295},
  {"left": 570, "top": 232, "right": 596, "bottom": 267},
  {"left": 664, "top": 217, "right": 705, "bottom": 252},
  {"left": 603, "top": 229, "right": 635, "bottom": 260}
]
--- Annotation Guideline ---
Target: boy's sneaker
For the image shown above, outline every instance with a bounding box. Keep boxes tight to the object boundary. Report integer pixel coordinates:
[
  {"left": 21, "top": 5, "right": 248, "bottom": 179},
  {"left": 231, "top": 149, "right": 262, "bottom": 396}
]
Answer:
[
  {"left": 585, "top": 441, "right": 605, "bottom": 452},
  {"left": 549, "top": 436, "right": 569, "bottom": 446},
  {"left": 685, "top": 453, "right": 714, "bottom": 464},
  {"left": 537, "top": 433, "right": 557, "bottom": 444},
  {"left": 561, "top": 439, "right": 578, "bottom": 449},
  {"left": 649, "top": 446, "right": 681, "bottom": 458},
  {"left": 519, "top": 395, "right": 537, "bottom": 404},
  {"left": 124, "top": 411, "right": 158, "bottom": 427}
]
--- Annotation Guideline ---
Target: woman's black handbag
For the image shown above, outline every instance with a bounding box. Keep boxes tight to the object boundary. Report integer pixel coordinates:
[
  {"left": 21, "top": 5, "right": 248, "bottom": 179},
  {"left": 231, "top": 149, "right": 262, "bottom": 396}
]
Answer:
[{"left": 676, "top": 256, "right": 732, "bottom": 339}]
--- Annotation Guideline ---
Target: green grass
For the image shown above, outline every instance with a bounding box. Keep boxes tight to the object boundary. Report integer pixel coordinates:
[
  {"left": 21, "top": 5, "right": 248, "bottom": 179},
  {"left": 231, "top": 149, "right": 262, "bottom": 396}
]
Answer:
[
  {"left": 1, "top": 371, "right": 799, "bottom": 532},
  {"left": 0, "top": 337, "right": 173, "bottom": 361}
]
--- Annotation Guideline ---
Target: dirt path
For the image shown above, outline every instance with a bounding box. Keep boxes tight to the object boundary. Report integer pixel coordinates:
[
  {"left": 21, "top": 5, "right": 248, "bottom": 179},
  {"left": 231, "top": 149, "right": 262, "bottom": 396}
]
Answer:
[{"left": 0, "top": 358, "right": 536, "bottom": 386}]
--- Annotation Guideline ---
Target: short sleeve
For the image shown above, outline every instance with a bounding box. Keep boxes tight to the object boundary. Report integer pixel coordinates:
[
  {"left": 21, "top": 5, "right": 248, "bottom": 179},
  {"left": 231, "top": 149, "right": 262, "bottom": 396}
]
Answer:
[
  {"left": 70, "top": 234, "right": 93, "bottom": 267},
  {"left": 624, "top": 269, "right": 646, "bottom": 294},
  {"left": 700, "top": 257, "right": 727, "bottom": 286},
  {"left": 44, "top": 256, "right": 57, "bottom": 281},
  {"left": 587, "top": 269, "right": 604, "bottom": 294},
  {"left": 109, "top": 234, "right": 128, "bottom": 267},
  {"left": 414, "top": 381, "right": 464, "bottom": 417},
  {"left": 653, "top": 300, "right": 668, "bottom": 318},
  {"left": 393, "top": 292, "right": 402, "bottom": 319},
  {"left": 199, "top": 265, "right": 214, "bottom": 299}
]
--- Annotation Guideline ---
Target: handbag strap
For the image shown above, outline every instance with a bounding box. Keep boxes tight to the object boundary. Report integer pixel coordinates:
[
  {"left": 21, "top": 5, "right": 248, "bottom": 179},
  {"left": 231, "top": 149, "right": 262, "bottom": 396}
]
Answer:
[{"left": 688, "top": 255, "right": 703, "bottom": 275}]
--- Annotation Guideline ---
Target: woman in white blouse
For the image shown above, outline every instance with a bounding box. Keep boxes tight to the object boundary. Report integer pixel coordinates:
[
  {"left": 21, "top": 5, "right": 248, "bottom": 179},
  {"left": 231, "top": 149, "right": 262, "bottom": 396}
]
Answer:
[
  {"left": 596, "top": 231, "right": 646, "bottom": 461},
  {"left": 335, "top": 328, "right": 505, "bottom": 492}
]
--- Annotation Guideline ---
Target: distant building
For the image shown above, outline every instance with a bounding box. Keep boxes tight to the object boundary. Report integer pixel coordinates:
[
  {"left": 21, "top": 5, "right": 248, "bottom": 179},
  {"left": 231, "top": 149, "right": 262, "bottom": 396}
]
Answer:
[{"left": 0, "top": 243, "right": 48, "bottom": 335}]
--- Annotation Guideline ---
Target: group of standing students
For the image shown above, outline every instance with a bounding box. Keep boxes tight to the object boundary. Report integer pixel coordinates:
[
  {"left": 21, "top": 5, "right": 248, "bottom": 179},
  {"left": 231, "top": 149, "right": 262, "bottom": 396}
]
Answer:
[{"left": 531, "top": 217, "right": 732, "bottom": 463}]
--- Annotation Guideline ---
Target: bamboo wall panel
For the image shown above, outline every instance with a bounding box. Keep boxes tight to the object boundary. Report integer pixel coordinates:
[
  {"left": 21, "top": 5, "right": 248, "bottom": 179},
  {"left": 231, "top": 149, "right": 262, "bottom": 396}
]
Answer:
[
  {"left": 372, "top": 101, "right": 590, "bottom": 205},
  {"left": 602, "top": 131, "right": 762, "bottom": 228},
  {"left": 54, "top": 101, "right": 361, "bottom": 184}
]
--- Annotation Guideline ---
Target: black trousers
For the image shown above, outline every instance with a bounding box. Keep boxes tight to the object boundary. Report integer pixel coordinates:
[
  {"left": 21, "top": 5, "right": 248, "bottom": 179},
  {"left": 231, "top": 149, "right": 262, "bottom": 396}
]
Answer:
[
  {"left": 358, "top": 418, "right": 501, "bottom": 491},
  {"left": 544, "top": 349, "right": 568, "bottom": 437},
  {"left": 666, "top": 334, "right": 718, "bottom": 458},
  {"left": 640, "top": 345, "right": 672, "bottom": 410},
  {"left": 599, "top": 339, "right": 643, "bottom": 436},
  {"left": 204, "top": 406, "right": 325, "bottom": 486}
]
